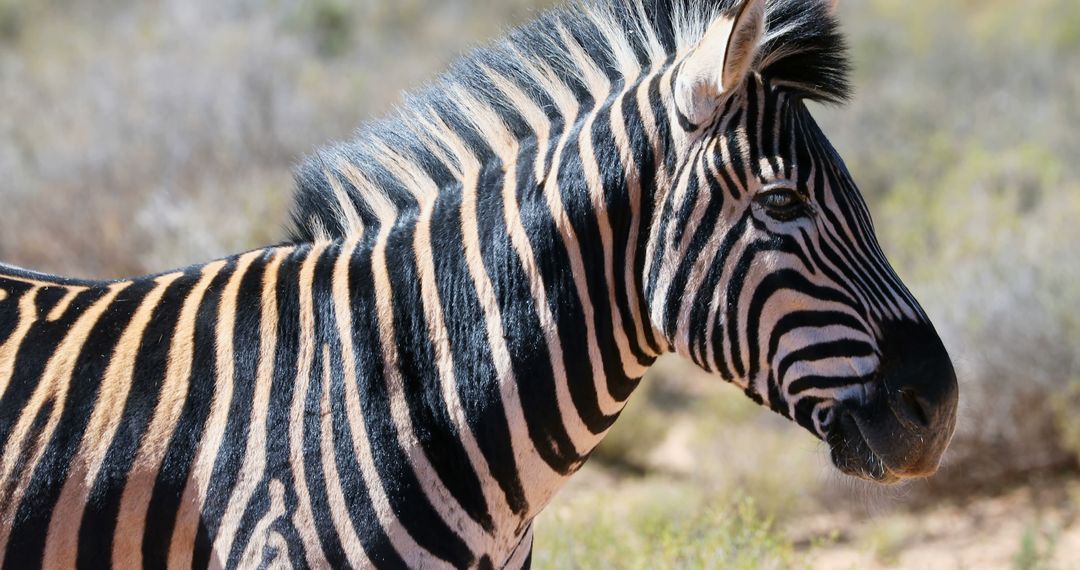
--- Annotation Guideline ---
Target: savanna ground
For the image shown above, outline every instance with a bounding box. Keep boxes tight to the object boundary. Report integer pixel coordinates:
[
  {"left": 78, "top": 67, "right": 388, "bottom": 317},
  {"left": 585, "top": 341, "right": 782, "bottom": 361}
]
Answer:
[{"left": 1, "top": 0, "right": 1079, "bottom": 567}]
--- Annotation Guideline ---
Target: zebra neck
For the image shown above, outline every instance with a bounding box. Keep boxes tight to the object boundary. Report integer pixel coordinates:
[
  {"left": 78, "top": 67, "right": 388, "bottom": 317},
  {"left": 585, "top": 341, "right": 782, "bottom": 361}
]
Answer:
[
  {"left": 504, "top": 58, "right": 682, "bottom": 366},
  {"left": 331, "top": 115, "right": 676, "bottom": 516}
]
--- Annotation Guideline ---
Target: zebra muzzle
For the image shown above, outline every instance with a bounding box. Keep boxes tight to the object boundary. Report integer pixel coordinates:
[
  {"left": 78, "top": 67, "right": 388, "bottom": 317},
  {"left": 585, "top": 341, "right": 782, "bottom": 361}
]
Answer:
[{"left": 827, "top": 321, "right": 960, "bottom": 482}]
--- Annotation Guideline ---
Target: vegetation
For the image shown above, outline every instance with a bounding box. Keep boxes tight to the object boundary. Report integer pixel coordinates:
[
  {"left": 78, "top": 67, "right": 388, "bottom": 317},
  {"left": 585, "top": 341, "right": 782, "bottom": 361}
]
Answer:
[
  {"left": 1013, "top": 526, "right": 1058, "bottom": 570},
  {"left": 0, "top": 0, "right": 1077, "bottom": 567},
  {"left": 537, "top": 493, "right": 806, "bottom": 569}
]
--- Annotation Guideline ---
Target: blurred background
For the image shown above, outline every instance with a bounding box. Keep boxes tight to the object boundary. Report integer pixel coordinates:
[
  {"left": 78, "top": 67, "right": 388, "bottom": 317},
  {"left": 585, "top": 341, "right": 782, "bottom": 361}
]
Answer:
[{"left": 1, "top": 0, "right": 1078, "bottom": 567}]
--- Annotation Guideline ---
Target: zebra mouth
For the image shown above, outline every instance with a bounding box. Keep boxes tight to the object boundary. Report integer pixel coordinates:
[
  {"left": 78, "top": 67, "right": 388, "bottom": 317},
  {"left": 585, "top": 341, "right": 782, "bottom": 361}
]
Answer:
[{"left": 826, "top": 409, "right": 901, "bottom": 484}]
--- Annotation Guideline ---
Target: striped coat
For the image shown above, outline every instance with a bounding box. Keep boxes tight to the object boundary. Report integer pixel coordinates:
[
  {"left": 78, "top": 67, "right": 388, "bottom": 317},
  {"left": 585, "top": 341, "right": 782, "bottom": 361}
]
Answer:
[{"left": 0, "top": 0, "right": 957, "bottom": 567}]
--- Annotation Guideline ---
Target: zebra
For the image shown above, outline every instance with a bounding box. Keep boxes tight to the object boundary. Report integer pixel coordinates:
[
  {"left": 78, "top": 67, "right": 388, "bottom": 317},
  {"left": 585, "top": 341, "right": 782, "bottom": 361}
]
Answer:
[{"left": 0, "top": 0, "right": 959, "bottom": 567}]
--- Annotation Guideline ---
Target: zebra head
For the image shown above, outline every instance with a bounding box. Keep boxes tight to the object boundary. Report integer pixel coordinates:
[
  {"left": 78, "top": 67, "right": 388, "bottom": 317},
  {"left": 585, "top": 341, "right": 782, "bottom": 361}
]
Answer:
[{"left": 646, "top": 0, "right": 958, "bottom": 482}]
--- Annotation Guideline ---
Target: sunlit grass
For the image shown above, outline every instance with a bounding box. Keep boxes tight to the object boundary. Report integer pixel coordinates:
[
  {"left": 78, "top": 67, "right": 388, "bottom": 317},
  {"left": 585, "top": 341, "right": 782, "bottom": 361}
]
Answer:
[{"left": 535, "top": 483, "right": 808, "bottom": 570}]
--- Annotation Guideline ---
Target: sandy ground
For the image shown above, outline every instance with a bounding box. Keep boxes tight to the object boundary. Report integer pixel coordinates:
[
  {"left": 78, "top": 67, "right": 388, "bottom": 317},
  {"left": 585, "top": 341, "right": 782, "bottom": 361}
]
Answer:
[{"left": 801, "top": 480, "right": 1080, "bottom": 569}]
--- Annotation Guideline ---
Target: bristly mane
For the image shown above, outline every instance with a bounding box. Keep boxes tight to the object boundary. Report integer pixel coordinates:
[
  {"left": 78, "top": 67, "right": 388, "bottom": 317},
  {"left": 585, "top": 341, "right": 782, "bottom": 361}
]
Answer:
[{"left": 287, "top": 0, "right": 849, "bottom": 243}]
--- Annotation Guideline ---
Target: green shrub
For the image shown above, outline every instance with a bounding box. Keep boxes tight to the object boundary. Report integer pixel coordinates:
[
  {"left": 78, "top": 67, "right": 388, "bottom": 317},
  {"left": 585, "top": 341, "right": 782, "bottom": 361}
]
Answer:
[
  {"left": 296, "top": 0, "right": 354, "bottom": 58},
  {"left": 535, "top": 493, "right": 807, "bottom": 569},
  {"left": 0, "top": 0, "right": 22, "bottom": 43},
  {"left": 1012, "top": 526, "right": 1058, "bottom": 570}
]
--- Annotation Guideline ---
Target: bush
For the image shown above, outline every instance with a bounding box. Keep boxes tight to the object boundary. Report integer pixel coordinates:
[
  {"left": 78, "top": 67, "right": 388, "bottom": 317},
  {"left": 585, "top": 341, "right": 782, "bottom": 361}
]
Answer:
[
  {"left": 0, "top": 0, "right": 24, "bottom": 43},
  {"left": 535, "top": 490, "right": 807, "bottom": 570},
  {"left": 294, "top": 0, "right": 354, "bottom": 58}
]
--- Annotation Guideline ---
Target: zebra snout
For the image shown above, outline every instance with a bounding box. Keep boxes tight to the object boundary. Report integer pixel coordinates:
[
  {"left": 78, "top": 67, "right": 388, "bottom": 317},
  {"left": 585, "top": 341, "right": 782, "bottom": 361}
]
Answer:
[
  {"left": 827, "top": 320, "right": 959, "bottom": 482},
  {"left": 896, "top": 387, "right": 931, "bottom": 428}
]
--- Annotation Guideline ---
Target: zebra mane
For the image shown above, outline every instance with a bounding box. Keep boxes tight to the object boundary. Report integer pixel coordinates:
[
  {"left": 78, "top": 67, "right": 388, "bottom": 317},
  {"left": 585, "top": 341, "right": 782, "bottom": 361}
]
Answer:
[{"left": 287, "top": 0, "right": 850, "bottom": 242}]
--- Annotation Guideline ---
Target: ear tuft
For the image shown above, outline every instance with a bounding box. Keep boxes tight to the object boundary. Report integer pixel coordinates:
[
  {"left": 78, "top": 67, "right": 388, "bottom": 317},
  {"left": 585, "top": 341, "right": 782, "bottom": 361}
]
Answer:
[{"left": 674, "top": 0, "right": 766, "bottom": 127}]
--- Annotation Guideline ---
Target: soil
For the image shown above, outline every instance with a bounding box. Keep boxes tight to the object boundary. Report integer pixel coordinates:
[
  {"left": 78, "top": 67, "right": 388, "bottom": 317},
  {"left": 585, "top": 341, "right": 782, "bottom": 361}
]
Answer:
[{"left": 800, "top": 478, "right": 1080, "bottom": 569}]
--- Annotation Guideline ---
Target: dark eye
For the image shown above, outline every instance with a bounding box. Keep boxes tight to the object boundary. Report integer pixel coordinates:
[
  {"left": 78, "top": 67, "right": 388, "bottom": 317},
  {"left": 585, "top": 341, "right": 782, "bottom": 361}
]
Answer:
[{"left": 755, "top": 187, "right": 809, "bottom": 220}]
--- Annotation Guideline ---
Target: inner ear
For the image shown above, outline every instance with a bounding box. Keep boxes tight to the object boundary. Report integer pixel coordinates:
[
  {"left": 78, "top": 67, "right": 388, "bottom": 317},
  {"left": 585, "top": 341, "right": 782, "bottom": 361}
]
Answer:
[
  {"left": 675, "top": 0, "right": 766, "bottom": 126},
  {"left": 721, "top": 0, "right": 766, "bottom": 92}
]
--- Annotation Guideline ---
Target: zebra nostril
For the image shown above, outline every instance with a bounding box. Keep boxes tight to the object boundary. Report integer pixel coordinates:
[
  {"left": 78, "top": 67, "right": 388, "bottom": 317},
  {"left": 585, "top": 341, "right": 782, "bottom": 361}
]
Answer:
[{"left": 898, "top": 388, "right": 931, "bottom": 428}]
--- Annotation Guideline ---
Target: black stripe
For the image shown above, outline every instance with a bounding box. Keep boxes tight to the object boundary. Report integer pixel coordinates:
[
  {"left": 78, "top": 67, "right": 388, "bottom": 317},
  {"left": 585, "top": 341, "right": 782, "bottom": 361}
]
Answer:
[
  {"left": 0, "top": 279, "right": 33, "bottom": 346},
  {"left": 76, "top": 274, "right": 199, "bottom": 568},
  {"left": 722, "top": 107, "right": 748, "bottom": 200},
  {"left": 299, "top": 246, "right": 352, "bottom": 566},
  {"left": 555, "top": 111, "right": 641, "bottom": 405},
  {"left": 0, "top": 286, "right": 107, "bottom": 455},
  {"left": 668, "top": 155, "right": 702, "bottom": 266},
  {"left": 759, "top": 83, "right": 784, "bottom": 177},
  {"left": 31, "top": 286, "right": 67, "bottom": 319},
  {"left": 193, "top": 253, "right": 269, "bottom": 568},
  {"left": 0, "top": 265, "right": 110, "bottom": 288},
  {"left": 467, "top": 127, "right": 552, "bottom": 511},
  {"left": 140, "top": 260, "right": 238, "bottom": 567},
  {"left": 556, "top": 95, "right": 641, "bottom": 403},
  {"left": 776, "top": 92, "right": 796, "bottom": 180},
  {"left": 767, "top": 310, "right": 870, "bottom": 365},
  {"left": 665, "top": 154, "right": 729, "bottom": 366},
  {"left": 777, "top": 339, "right": 876, "bottom": 383},
  {"left": 644, "top": 147, "right": 696, "bottom": 303},
  {"left": 744, "top": 78, "right": 762, "bottom": 177},
  {"left": 348, "top": 232, "right": 475, "bottom": 567},
  {"left": 382, "top": 203, "right": 495, "bottom": 533},
  {"left": 687, "top": 213, "right": 752, "bottom": 381},
  {"left": 512, "top": 106, "right": 617, "bottom": 444},
  {"left": 767, "top": 371, "right": 788, "bottom": 417},
  {"left": 227, "top": 248, "right": 309, "bottom": 568},
  {"left": 655, "top": 56, "right": 679, "bottom": 177},
  {"left": 0, "top": 283, "right": 144, "bottom": 570},
  {"left": 593, "top": 86, "right": 654, "bottom": 367},
  {"left": 0, "top": 398, "right": 53, "bottom": 570},
  {"left": 789, "top": 373, "right": 875, "bottom": 397},
  {"left": 794, "top": 396, "right": 827, "bottom": 434},
  {"left": 620, "top": 77, "right": 663, "bottom": 355},
  {"left": 323, "top": 243, "right": 406, "bottom": 568}
]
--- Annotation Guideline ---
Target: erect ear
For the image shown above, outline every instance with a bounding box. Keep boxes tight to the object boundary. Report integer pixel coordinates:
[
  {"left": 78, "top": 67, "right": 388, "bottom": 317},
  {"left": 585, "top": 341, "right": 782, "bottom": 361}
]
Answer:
[
  {"left": 826, "top": 0, "right": 839, "bottom": 14},
  {"left": 674, "top": 0, "right": 766, "bottom": 126}
]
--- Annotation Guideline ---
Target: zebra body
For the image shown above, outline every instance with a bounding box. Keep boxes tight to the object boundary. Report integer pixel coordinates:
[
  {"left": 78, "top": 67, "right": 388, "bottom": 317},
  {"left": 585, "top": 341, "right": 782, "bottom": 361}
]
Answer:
[
  {"left": 0, "top": 240, "right": 554, "bottom": 567},
  {"left": 0, "top": 0, "right": 959, "bottom": 567}
]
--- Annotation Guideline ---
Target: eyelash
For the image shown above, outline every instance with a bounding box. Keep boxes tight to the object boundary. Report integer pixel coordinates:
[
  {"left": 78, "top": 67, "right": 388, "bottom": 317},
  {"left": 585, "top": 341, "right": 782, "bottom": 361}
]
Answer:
[{"left": 755, "top": 187, "right": 812, "bottom": 220}]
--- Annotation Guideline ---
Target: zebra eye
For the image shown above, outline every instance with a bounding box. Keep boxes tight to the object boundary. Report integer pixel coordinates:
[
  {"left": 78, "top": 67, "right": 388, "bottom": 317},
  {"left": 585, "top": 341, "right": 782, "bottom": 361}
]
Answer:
[{"left": 755, "top": 187, "right": 808, "bottom": 220}]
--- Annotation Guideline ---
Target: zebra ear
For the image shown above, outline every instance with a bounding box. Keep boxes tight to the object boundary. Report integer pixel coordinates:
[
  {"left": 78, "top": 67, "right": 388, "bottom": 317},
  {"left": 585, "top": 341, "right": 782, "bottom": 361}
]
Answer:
[{"left": 675, "top": 0, "right": 766, "bottom": 126}]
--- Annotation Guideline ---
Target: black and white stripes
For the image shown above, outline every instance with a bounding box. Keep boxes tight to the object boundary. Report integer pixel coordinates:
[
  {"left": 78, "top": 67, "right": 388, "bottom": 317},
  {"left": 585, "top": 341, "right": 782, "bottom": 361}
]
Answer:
[{"left": 0, "top": 0, "right": 957, "bottom": 567}]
